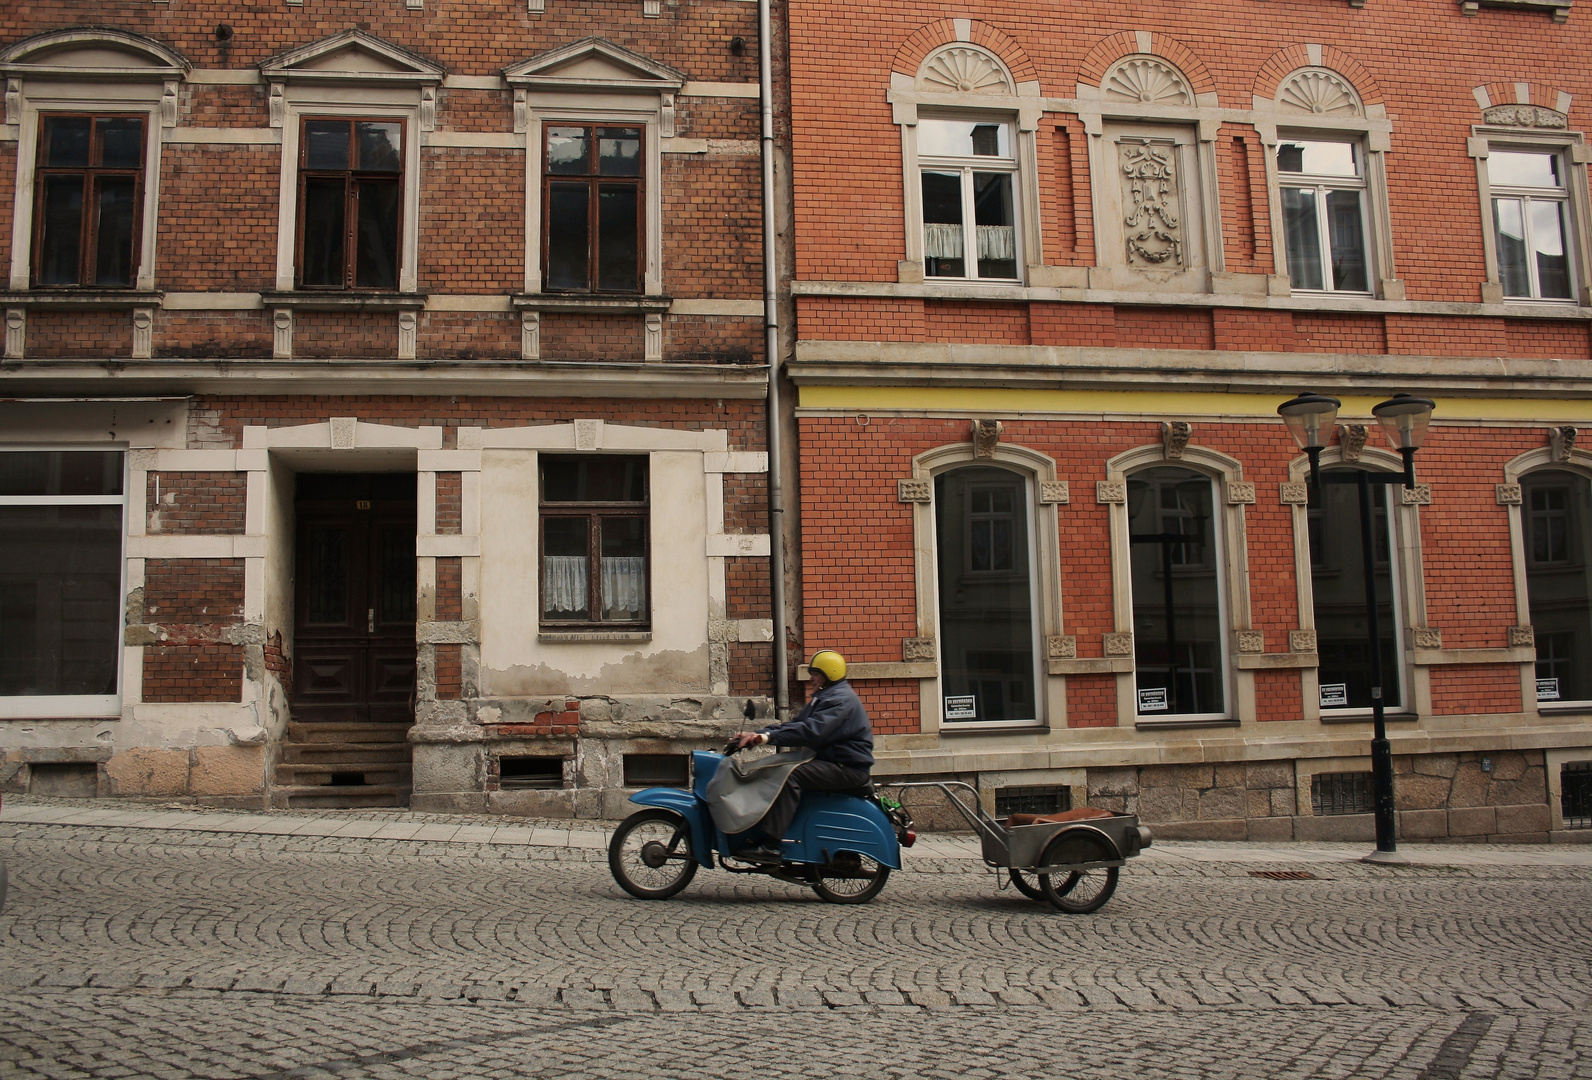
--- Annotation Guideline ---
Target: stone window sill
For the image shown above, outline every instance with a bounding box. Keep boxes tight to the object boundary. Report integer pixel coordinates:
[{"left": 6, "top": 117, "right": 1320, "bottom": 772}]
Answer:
[
  {"left": 1318, "top": 710, "right": 1419, "bottom": 724},
  {"left": 261, "top": 291, "right": 427, "bottom": 311},
  {"left": 941, "top": 721, "right": 1046, "bottom": 734},
  {"left": 1134, "top": 718, "right": 1240, "bottom": 731},
  {"left": 0, "top": 290, "right": 163, "bottom": 310},
  {"left": 538, "top": 630, "right": 652, "bottom": 643},
  {"left": 513, "top": 293, "right": 671, "bottom": 315},
  {"left": 1461, "top": 0, "right": 1570, "bottom": 21}
]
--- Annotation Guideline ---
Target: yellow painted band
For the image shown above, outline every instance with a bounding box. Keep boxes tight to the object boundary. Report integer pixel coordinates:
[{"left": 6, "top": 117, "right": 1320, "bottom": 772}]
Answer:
[{"left": 797, "top": 385, "right": 1585, "bottom": 422}]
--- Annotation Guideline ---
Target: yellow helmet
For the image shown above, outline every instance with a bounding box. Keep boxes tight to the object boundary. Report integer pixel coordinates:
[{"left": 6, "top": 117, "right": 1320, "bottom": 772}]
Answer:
[{"left": 809, "top": 649, "right": 847, "bottom": 683}]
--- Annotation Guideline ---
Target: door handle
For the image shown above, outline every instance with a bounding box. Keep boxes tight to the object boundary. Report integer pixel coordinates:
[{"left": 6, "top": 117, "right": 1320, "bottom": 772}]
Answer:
[{"left": 368, "top": 607, "right": 375, "bottom": 633}]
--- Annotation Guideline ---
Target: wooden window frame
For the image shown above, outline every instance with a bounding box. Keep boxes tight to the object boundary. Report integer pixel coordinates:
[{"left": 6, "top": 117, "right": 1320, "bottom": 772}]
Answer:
[
  {"left": 538, "top": 455, "right": 651, "bottom": 630},
  {"left": 294, "top": 115, "right": 406, "bottom": 291},
  {"left": 30, "top": 113, "right": 147, "bottom": 289},
  {"left": 540, "top": 124, "right": 645, "bottom": 295}
]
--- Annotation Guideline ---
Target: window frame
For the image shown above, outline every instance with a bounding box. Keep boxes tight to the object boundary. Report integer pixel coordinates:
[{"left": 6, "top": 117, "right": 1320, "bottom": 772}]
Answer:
[
  {"left": 1275, "top": 137, "right": 1374, "bottom": 296},
  {"left": 0, "top": 446, "right": 128, "bottom": 719},
  {"left": 916, "top": 113, "right": 1023, "bottom": 283},
  {"left": 540, "top": 123, "right": 646, "bottom": 295},
  {"left": 293, "top": 115, "right": 408, "bottom": 292},
  {"left": 1511, "top": 461, "right": 1592, "bottom": 710},
  {"left": 29, "top": 112, "right": 150, "bottom": 290},
  {"left": 1484, "top": 147, "right": 1575, "bottom": 302},
  {"left": 537, "top": 454, "right": 652, "bottom": 631},
  {"left": 1472, "top": 128, "right": 1592, "bottom": 307}
]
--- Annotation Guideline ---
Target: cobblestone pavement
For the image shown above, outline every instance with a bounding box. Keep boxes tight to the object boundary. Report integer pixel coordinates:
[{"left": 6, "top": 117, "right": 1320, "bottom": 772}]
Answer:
[{"left": 0, "top": 810, "right": 1589, "bottom": 1078}]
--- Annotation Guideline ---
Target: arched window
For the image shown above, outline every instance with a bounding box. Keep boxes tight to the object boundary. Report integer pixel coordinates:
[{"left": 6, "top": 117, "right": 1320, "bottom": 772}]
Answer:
[
  {"left": 1126, "top": 466, "right": 1226, "bottom": 717},
  {"left": 1520, "top": 469, "right": 1592, "bottom": 703},
  {"left": 933, "top": 464, "right": 1040, "bottom": 723}
]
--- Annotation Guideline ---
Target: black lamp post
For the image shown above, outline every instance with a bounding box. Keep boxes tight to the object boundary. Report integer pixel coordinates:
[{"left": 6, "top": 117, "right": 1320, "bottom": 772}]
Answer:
[{"left": 1278, "top": 391, "right": 1436, "bottom": 861}]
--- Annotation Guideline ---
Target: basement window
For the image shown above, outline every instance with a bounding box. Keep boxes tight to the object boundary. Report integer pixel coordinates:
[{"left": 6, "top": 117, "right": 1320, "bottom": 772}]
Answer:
[
  {"left": 995, "top": 785, "right": 1071, "bottom": 818},
  {"left": 623, "top": 753, "right": 689, "bottom": 788},
  {"left": 1562, "top": 763, "right": 1592, "bottom": 829},
  {"left": 498, "top": 756, "right": 565, "bottom": 789},
  {"left": 1311, "top": 771, "right": 1373, "bottom": 816}
]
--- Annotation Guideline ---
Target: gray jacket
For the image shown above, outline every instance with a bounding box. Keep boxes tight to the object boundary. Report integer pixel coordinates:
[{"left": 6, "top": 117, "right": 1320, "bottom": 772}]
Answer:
[{"left": 759, "top": 678, "right": 874, "bottom": 768}]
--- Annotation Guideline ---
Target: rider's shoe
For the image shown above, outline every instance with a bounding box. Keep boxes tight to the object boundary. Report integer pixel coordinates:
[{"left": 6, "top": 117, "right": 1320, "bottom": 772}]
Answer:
[{"left": 731, "top": 842, "right": 782, "bottom": 863}]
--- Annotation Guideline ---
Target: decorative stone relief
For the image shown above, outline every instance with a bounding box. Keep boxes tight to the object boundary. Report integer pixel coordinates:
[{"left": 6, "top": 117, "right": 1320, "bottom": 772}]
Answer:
[
  {"left": 1496, "top": 483, "right": 1523, "bottom": 505},
  {"left": 521, "top": 311, "right": 540, "bottom": 359},
  {"left": 1401, "top": 484, "right": 1432, "bottom": 506},
  {"left": 161, "top": 79, "right": 178, "bottom": 128},
  {"left": 1236, "top": 630, "right": 1265, "bottom": 654},
  {"left": 661, "top": 93, "right": 676, "bottom": 139},
  {"left": 897, "top": 478, "right": 932, "bottom": 503},
  {"left": 917, "top": 46, "right": 1015, "bottom": 95},
  {"left": 1280, "top": 481, "right": 1309, "bottom": 505},
  {"left": 1103, "top": 631, "right": 1134, "bottom": 657},
  {"left": 1039, "top": 480, "right": 1070, "bottom": 504},
  {"left": 1162, "top": 420, "right": 1191, "bottom": 460},
  {"left": 1120, "top": 138, "right": 1183, "bottom": 266},
  {"left": 330, "top": 417, "right": 358, "bottom": 449},
  {"left": 971, "top": 418, "right": 1003, "bottom": 459},
  {"left": 268, "top": 81, "right": 285, "bottom": 128},
  {"left": 1338, "top": 423, "right": 1368, "bottom": 463},
  {"left": 131, "top": 308, "right": 154, "bottom": 360},
  {"left": 271, "top": 309, "right": 292, "bottom": 359},
  {"left": 902, "top": 637, "right": 936, "bottom": 662},
  {"left": 1289, "top": 629, "right": 1317, "bottom": 653},
  {"left": 398, "top": 311, "right": 418, "bottom": 360},
  {"left": 1277, "top": 69, "right": 1362, "bottom": 117},
  {"left": 1482, "top": 104, "right": 1567, "bottom": 128},
  {"left": 1551, "top": 425, "right": 1578, "bottom": 462},
  {"left": 1412, "top": 626, "right": 1443, "bottom": 650},
  {"left": 574, "top": 419, "right": 604, "bottom": 451},
  {"left": 513, "top": 90, "right": 529, "bottom": 133},
  {"left": 1226, "top": 481, "right": 1256, "bottom": 505},
  {"left": 419, "top": 86, "right": 436, "bottom": 133},
  {"left": 1047, "top": 635, "right": 1077, "bottom": 660},
  {"left": 5, "top": 79, "right": 21, "bottom": 126},
  {"left": 1509, "top": 625, "right": 1536, "bottom": 647},
  {"left": 1103, "top": 58, "right": 1192, "bottom": 106},
  {"left": 644, "top": 313, "right": 663, "bottom": 361},
  {"left": 3, "top": 309, "right": 23, "bottom": 360},
  {"left": 1097, "top": 480, "right": 1127, "bottom": 504}
]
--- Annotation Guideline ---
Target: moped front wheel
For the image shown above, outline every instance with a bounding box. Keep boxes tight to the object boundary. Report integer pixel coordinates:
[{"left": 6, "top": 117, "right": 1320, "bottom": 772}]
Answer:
[
  {"left": 811, "top": 852, "right": 890, "bottom": 904},
  {"left": 609, "top": 810, "right": 699, "bottom": 900}
]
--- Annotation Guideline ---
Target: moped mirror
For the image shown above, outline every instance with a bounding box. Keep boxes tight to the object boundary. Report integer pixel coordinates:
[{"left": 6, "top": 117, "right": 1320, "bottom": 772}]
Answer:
[{"left": 742, "top": 699, "right": 756, "bottom": 721}]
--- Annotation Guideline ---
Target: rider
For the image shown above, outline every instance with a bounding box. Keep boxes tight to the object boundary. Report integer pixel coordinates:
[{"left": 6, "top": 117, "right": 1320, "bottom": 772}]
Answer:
[{"left": 727, "top": 649, "right": 874, "bottom": 861}]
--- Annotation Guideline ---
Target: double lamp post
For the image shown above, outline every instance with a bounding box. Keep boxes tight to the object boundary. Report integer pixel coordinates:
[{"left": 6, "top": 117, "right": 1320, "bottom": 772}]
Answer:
[{"left": 1277, "top": 391, "right": 1436, "bottom": 862}]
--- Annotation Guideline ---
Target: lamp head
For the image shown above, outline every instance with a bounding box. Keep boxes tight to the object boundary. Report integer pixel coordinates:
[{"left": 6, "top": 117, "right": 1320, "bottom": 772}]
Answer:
[
  {"left": 1277, "top": 392, "right": 1342, "bottom": 452},
  {"left": 1371, "top": 393, "right": 1435, "bottom": 451}
]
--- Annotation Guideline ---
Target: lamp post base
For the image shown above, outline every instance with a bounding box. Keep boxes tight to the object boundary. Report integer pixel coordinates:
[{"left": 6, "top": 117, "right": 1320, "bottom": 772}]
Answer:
[{"left": 1361, "top": 848, "right": 1412, "bottom": 866}]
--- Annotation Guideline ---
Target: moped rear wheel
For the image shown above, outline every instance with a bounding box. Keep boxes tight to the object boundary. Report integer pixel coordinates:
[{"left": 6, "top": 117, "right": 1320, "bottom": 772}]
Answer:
[
  {"left": 609, "top": 810, "right": 698, "bottom": 900},
  {"left": 1037, "top": 832, "right": 1119, "bottom": 914},
  {"left": 812, "top": 852, "right": 890, "bottom": 904}
]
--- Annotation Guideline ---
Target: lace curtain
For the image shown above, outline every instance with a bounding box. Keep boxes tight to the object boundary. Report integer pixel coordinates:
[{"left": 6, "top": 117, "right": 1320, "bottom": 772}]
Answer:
[
  {"left": 543, "top": 555, "right": 647, "bottom": 619},
  {"left": 543, "top": 556, "right": 587, "bottom": 614},
  {"left": 923, "top": 222, "right": 1015, "bottom": 261}
]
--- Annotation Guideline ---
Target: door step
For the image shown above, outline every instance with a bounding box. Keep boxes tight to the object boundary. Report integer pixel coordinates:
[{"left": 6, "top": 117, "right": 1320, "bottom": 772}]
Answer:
[
  {"left": 285, "top": 722, "right": 411, "bottom": 745},
  {"left": 270, "top": 784, "right": 410, "bottom": 810},
  {"left": 273, "top": 762, "right": 412, "bottom": 787}
]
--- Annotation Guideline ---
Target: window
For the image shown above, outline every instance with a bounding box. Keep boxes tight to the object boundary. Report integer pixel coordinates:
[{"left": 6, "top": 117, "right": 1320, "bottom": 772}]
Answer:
[
  {"left": 1489, "top": 150, "right": 1572, "bottom": 300},
  {"left": 31, "top": 115, "right": 146, "bottom": 288},
  {"left": 1277, "top": 139, "right": 1369, "bottom": 293},
  {"left": 934, "top": 466, "right": 1038, "bottom": 724},
  {"left": 1311, "top": 771, "right": 1373, "bottom": 816},
  {"left": 1308, "top": 472, "right": 1403, "bottom": 711},
  {"left": 0, "top": 451, "right": 125, "bottom": 715},
  {"left": 498, "top": 756, "right": 565, "bottom": 789},
  {"left": 1127, "top": 467, "right": 1226, "bottom": 718},
  {"left": 623, "top": 753, "right": 689, "bottom": 788},
  {"left": 1521, "top": 470, "right": 1592, "bottom": 703},
  {"left": 1563, "top": 763, "right": 1592, "bottom": 829},
  {"left": 539, "top": 456, "right": 649, "bottom": 627},
  {"left": 296, "top": 118, "right": 404, "bottom": 290},
  {"left": 995, "top": 785, "right": 1070, "bottom": 818},
  {"left": 919, "top": 118, "right": 1019, "bottom": 280},
  {"left": 543, "top": 125, "right": 643, "bottom": 293}
]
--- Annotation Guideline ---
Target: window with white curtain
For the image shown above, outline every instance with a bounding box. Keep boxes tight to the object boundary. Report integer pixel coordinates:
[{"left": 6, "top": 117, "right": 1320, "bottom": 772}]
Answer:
[
  {"left": 539, "top": 455, "right": 649, "bottom": 627},
  {"left": 918, "top": 117, "right": 1019, "bottom": 281}
]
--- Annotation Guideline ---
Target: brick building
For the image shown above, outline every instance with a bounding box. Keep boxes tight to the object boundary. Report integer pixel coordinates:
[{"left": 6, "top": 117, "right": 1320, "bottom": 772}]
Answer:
[
  {"left": 0, "top": 1, "right": 783, "bottom": 812},
  {"left": 787, "top": 0, "right": 1592, "bottom": 840}
]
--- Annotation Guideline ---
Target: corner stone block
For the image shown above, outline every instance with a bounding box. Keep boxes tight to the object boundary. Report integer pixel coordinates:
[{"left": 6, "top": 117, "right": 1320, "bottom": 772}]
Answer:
[
  {"left": 1496, "top": 803, "right": 1551, "bottom": 834},
  {"left": 105, "top": 748, "right": 191, "bottom": 797},
  {"left": 411, "top": 743, "right": 485, "bottom": 795},
  {"left": 190, "top": 745, "right": 265, "bottom": 796}
]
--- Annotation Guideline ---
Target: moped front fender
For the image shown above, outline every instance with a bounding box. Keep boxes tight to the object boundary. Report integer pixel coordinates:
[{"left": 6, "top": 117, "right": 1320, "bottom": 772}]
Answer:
[{"left": 628, "top": 788, "right": 716, "bottom": 868}]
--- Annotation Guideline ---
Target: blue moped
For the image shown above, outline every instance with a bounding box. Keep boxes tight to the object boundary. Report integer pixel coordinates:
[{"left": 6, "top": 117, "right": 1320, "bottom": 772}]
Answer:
[{"left": 607, "top": 747, "right": 915, "bottom": 904}]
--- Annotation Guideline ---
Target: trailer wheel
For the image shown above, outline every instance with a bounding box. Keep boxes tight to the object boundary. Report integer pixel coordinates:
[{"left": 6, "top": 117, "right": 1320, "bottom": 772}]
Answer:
[{"left": 1037, "top": 832, "right": 1119, "bottom": 914}]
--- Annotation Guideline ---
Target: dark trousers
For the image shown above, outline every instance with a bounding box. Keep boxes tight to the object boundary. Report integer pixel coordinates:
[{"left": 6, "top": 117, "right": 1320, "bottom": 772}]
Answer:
[{"left": 757, "top": 760, "right": 871, "bottom": 842}]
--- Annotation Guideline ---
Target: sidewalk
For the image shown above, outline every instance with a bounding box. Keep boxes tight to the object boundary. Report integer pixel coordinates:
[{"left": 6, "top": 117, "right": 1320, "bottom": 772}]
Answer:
[{"left": 5, "top": 797, "right": 1592, "bottom": 867}]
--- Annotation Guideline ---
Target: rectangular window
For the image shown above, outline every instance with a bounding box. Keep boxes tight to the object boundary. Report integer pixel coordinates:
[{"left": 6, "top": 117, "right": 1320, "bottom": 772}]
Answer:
[
  {"left": 1308, "top": 473, "right": 1401, "bottom": 711},
  {"left": 540, "top": 455, "right": 649, "bottom": 627},
  {"left": 1311, "top": 771, "right": 1374, "bottom": 816},
  {"left": 296, "top": 118, "right": 404, "bottom": 290},
  {"left": 1563, "top": 763, "right": 1592, "bottom": 829},
  {"left": 1277, "top": 139, "right": 1368, "bottom": 293},
  {"left": 1128, "top": 467, "right": 1226, "bottom": 718},
  {"left": 32, "top": 114, "right": 146, "bottom": 288},
  {"left": 995, "top": 785, "right": 1071, "bottom": 818},
  {"left": 1490, "top": 150, "right": 1572, "bottom": 301},
  {"left": 1522, "top": 470, "right": 1592, "bottom": 703},
  {"left": 919, "top": 118, "right": 1018, "bottom": 281},
  {"left": 0, "top": 450, "right": 125, "bottom": 712},
  {"left": 544, "top": 125, "right": 643, "bottom": 293}
]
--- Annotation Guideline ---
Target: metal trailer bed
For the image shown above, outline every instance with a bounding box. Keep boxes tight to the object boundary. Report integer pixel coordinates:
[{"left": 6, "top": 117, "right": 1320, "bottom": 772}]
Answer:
[{"left": 884, "top": 781, "right": 1152, "bottom": 913}]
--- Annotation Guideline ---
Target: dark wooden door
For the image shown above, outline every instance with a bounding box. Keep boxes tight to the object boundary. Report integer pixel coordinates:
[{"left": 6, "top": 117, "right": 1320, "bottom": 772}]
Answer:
[{"left": 291, "top": 474, "right": 417, "bottom": 725}]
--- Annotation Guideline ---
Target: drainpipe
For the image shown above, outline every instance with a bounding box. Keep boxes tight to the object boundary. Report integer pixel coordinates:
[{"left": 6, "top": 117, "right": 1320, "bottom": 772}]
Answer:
[{"left": 758, "top": 0, "right": 790, "bottom": 720}]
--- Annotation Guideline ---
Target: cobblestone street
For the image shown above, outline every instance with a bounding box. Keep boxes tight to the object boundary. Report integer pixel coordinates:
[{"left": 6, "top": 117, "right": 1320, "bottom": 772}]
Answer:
[{"left": 1, "top": 805, "right": 1589, "bottom": 1079}]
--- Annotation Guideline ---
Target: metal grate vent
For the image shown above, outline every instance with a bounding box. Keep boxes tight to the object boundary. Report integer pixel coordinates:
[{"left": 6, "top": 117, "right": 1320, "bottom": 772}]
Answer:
[
  {"left": 995, "top": 785, "right": 1071, "bottom": 818},
  {"left": 1562, "top": 763, "right": 1592, "bottom": 829},
  {"left": 1249, "top": 870, "right": 1318, "bottom": 880},
  {"left": 1311, "top": 771, "right": 1374, "bottom": 816}
]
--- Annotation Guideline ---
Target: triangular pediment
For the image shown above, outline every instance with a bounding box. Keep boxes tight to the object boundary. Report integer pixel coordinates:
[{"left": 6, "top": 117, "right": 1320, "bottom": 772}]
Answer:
[
  {"left": 504, "top": 38, "right": 684, "bottom": 92},
  {"left": 260, "top": 30, "right": 444, "bottom": 84},
  {"left": 0, "top": 28, "right": 189, "bottom": 78}
]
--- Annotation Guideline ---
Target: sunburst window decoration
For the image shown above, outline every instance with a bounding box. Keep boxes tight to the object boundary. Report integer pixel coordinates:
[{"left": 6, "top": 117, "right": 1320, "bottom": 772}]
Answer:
[
  {"left": 1277, "top": 69, "right": 1362, "bottom": 117},
  {"left": 916, "top": 45, "right": 1016, "bottom": 96},
  {"left": 1102, "top": 57, "right": 1193, "bottom": 107}
]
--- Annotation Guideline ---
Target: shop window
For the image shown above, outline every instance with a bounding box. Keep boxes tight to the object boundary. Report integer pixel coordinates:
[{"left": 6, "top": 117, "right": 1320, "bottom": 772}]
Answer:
[
  {"left": 1277, "top": 138, "right": 1370, "bottom": 293},
  {"left": 934, "top": 465, "right": 1038, "bottom": 724},
  {"left": 296, "top": 118, "right": 404, "bottom": 290},
  {"left": 1127, "top": 467, "right": 1226, "bottom": 718},
  {"left": 1311, "top": 771, "right": 1373, "bottom": 816},
  {"left": 918, "top": 118, "right": 1020, "bottom": 281},
  {"left": 544, "top": 125, "right": 643, "bottom": 293},
  {"left": 539, "top": 455, "right": 649, "bottom": 627},
  {"left": 31, "top": 115, "right": 146, "bottom": 288},
  {"left": 1522, "top": 470, "right": 1592, "bottom": 704},
  {"left": 1307, "top": 471, "right": 1403, "bottom": 712},
  {"left": 0, "top": 450, "right": 125, "bottom": 714}
]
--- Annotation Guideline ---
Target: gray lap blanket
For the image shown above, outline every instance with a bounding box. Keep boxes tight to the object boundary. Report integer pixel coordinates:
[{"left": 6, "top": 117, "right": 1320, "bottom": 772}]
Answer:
[{"left": 704, "top": 748, "right": 815, "bottom": 835}]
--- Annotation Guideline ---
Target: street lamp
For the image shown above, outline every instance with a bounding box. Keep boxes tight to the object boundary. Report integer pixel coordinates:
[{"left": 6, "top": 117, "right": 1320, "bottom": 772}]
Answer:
[{"left": 1278, "top": 391, "right": 1436, "bottom": 862}]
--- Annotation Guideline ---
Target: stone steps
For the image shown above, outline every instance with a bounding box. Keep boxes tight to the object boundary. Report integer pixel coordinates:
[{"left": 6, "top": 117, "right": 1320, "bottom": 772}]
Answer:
[
  {"left": 269, "top": 784, "right": 410, "bottom": 810},
  {"left": 272, "top": 721, "right": 413, "bottom": 808}
]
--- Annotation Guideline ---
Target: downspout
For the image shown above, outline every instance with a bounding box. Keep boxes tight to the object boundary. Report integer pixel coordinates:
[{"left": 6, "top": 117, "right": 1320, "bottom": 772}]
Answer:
[{"left": 759, "top": 0, "right": 790, "bottom": 719}]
